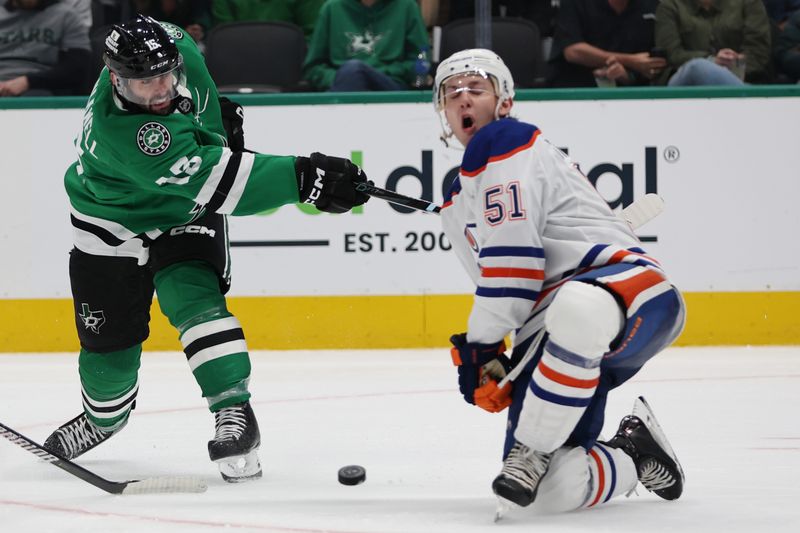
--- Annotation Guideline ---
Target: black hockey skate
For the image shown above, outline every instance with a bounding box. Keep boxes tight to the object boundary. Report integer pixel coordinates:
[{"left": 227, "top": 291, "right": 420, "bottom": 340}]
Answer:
[
  {"left": 604, "top": 396, "right": 685, "bottom": 500},
  {"left": 43, "top": 413, "right": 125, "bottom": 460},
  {"left": 492, "top": 441, "right": 553, "bottom": 507},
  {"left": 208, "top": 401, "right": 262, "bottom": 483}
]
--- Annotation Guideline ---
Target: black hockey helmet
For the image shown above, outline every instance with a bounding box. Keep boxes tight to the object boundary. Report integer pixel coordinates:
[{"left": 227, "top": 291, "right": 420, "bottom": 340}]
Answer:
[
  {"left": 103, "top": 14, "right": 180, "bottom": 79},
  {"left": 102, "top": 15, "right": 187, "bottom": 113}
]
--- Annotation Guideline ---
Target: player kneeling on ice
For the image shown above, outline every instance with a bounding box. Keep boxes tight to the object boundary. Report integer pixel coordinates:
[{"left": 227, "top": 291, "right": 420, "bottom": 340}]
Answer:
[
  {"left": 43, "top": 15, "right": 369, "bottom": 483},
  {"left": 435, "top": 49, "right": 686, "bottom": 514}
]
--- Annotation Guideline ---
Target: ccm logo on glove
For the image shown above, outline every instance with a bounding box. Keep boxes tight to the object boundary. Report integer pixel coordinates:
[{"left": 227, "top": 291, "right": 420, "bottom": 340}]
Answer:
[
  {"left": 295, "top": 152, "right": 371, "bottom": 214},
  {"left": 303, "top": 167, "right": 327, "bottom": 205}
]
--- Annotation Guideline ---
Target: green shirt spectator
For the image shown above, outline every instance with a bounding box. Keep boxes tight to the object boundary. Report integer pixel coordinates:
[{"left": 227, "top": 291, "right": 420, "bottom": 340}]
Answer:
[
  {"left": 303, "top": 0, "right": 429, "bottom": 91},
  {"left": 655, "top": 0, "right": 772, "bottom": 83},
  {"left": 212, "top": 0, "right": 324, "bottom": 40}
]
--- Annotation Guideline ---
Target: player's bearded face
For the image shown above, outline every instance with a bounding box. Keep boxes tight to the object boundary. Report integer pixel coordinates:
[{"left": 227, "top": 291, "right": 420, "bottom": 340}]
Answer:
[
  {"left": 128, "top": 73, "right": 177, "bottom": 114},
  {"left": 112, "top": 67, "right": 183, "bottom": 115},
  {"left": 442, "top": 75, "right": 502, "bottom": 147}
]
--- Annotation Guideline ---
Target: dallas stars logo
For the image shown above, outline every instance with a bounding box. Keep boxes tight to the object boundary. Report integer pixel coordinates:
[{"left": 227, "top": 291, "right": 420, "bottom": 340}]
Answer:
[
  {"left": 137, "top": 122, "right": 171, "bottom": 156},
  {"left": 78, "top": 303, "right": 106, "bottom": 334},
  {"left": 159, "top": 22, "right": 184, "bottom": 40}
]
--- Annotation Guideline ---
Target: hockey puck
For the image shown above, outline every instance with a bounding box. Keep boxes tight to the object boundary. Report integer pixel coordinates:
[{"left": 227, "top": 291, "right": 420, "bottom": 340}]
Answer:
[{"left": 338, "top": 465, "right": 366, "bottom": 485}]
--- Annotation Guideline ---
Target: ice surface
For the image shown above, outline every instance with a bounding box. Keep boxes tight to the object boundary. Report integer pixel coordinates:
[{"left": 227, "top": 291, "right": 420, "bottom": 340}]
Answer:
[{"left": 1, "top": 346, "right": 798, "bottom": 532}]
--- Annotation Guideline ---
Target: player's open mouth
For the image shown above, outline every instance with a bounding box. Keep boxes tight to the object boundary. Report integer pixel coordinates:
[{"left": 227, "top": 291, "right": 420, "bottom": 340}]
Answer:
[{"left": 462, "top": 116, "right": 474, "bottom": 130}]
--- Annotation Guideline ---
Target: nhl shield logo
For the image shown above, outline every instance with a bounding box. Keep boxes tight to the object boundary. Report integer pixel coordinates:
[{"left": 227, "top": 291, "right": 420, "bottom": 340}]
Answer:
[
  {"left": 137, "top": 122, "right": 171, "bottom": 156},
  {"left": 176, "top": 97, "right": 193, "bottom": 114}
]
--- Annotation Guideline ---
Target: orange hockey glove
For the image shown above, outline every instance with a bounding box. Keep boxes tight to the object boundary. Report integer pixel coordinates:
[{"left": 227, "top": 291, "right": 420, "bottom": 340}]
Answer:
[{"left": 450, "top": 333, "right": 513, "bottom": 413}]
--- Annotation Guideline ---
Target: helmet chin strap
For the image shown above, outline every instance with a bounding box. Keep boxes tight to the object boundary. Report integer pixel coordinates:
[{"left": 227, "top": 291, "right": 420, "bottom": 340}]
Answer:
[
  {"left": 437, "top": 113, "right": 464, "bottom": 150},
  {"left": 493, "top": 99, "right": 504, "bottom": 120}
]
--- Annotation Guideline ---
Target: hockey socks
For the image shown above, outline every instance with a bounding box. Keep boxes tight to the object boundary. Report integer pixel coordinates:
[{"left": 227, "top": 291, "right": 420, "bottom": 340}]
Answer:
[
  {"left": 515, "top": 340, "right": 601, "bottom": 451},
  {"left": 583, "top": 442, "right": 638, "bottom": 507},
  {"left": 515, "top": 282, "right": 623, "bottom": 452},
  {"left": 79, "top": 345, "right": 141, "bottom": 430}
]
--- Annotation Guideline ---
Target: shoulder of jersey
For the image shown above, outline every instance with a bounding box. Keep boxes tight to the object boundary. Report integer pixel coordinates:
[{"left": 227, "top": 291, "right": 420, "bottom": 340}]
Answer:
[{"left": 461, "top": 119, "right": 541, "bottom": 177}]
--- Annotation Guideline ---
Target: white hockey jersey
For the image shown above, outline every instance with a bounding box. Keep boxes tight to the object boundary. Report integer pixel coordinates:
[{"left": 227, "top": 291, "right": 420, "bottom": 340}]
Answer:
[{"left": 441, "top": 119, "right": 663, "bottom": 346}]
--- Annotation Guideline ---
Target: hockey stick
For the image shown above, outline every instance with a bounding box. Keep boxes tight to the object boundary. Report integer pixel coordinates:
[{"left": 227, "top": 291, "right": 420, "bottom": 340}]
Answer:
[
  {"left": 0, "top": 422, "right": 207, "bottom": 495},
  {"left": 497, "top": 328, "right": 547, "bottom": 389},
  {"left": 355, "top": 182, "right": 440, "bottom": 214},
  {"left": 620, "top": 193, "right": 664, "bottom": 231},
  {"left": 358, "top": 182, "right": 664, "bottom": 231}
]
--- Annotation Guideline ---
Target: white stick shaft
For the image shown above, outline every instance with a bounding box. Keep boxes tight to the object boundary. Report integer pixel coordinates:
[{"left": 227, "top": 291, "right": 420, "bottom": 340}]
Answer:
[{"left": 623, "top": 193, "right": 664, "bottom": 230}]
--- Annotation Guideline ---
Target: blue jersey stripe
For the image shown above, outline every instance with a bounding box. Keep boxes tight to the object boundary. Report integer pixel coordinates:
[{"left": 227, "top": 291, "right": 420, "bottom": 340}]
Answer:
[
  {"left": 546, "top": 340, "right": 602, "bottom": 369},
  {"left": 476, "top": 286, "right": 540, "bottom": 301},
  {"left": 579, "top": 244, "right": 607, "bottom": 268},
  {"left": 530, "top": 381, "right": 594, "bottom": 407},
  {"left": 480, "top": 246, "right": 545, "bottom": 258}
]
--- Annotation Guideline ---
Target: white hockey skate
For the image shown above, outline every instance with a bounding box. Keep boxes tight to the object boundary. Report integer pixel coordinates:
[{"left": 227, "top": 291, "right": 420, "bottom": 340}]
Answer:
[
  {"left": 43, "top": 412, "right": 126, "bottom": 460},
  {"left": 605, "top": 396, "right": 685, "bottom": 500},
  {"left": 208, "top": 401, "right": 262, "bottom": 483},
  {"left": 492, "top": 441, "right": 553, "bottom": 518}
]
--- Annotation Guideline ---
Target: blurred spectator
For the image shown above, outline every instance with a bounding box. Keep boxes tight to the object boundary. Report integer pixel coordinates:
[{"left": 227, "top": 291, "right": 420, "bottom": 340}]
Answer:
[
  {"left": 762, "top": 0, "right": 800, "bottom": 28},
  {"left": 774, "top": 9, "right": 800, "bottom": 80},
  {"left": 447, "top": 0, "right": 559, "bottom": 38},
  {"left": 212, "top": 0, "right": 324, "bottom": 41},
  {"left": 0, "top": 0, "right": 91, "bottom": 96},
  {"left": 549, "top": 0, "right": 665, "bottom": 87},
  {"left": 133, "top": 0, "right": 212, "bottom": 43},
  {"left": 67, "top": 0, "right": 92, "bottom": 26},
  {"left": 90, "top": 0, "right": 132, "bottom": 27},
  {"left": 418, "top": 0, "right": 440, "bottom": 27},
  {"left": 303, "top": 0, "right": 429, "bottom": 91},
  {"left": 655, "top": 0, "right": 772, "bottom": 85}
]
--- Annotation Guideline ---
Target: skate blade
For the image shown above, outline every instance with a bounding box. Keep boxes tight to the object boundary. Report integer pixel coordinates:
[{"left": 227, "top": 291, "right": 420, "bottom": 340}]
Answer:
[
  {"left": 632, "top": 396, "right": 684, "bottom": 478},
  {"left": 215, "top": 449, "right": 262, "bottom": 483},
  {"left": 494, "top": 496, "right": 514, "bottom": 522}
]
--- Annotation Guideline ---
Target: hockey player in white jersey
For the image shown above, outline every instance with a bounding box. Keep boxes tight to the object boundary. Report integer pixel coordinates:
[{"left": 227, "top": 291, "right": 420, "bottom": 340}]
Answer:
[{"left": 436, "top": 49, "right": 687, "bottom": 514}]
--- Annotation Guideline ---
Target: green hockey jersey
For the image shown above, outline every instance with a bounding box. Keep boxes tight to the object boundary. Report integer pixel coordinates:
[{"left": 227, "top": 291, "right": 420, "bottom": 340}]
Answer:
[{"left": 64, "top": 22, "right": 299, "bottom": 263}]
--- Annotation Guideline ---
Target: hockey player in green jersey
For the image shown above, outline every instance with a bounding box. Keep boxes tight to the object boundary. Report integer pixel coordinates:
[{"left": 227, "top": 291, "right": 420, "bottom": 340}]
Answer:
[{"left": 43, "top": 15, "right": 370, "bottom": 483}]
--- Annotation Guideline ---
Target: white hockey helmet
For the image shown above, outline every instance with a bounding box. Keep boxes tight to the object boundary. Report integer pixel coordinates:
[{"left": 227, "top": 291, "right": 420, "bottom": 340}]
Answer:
[
  {"left": 434, "top": 48, "right": 515, "bottom": 111},
  {"left": 433, "top": 49, "right": 515, "bottom": 147}
]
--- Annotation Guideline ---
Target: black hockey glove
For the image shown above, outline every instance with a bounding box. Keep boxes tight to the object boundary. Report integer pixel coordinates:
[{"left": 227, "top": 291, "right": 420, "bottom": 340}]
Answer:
[
  {"left": 219, "top": 96, "right": 245, "bottom": 152},
  {"left": 449, "top": 333, "right": 513, "bottom": 413},
  {"left": 295, "top": 152, "right": 370, "bottom": 214}
]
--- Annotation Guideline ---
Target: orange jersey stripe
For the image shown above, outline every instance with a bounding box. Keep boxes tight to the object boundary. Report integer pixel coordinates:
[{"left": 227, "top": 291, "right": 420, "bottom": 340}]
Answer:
[
  {"left": 538, "top": 361, "right": 600, "bottom": 389},
  {"left": 461, "top": 130, "right": 540, "bottom": 178},
  {"left": 608, "top": 249, "right": 661, "bottom": 266},
  {"left": 607, "top": 269, "right": 666, "bottom": 308},
  {"left": 481, "top": 267, "right": 545, "bottom": 280}
]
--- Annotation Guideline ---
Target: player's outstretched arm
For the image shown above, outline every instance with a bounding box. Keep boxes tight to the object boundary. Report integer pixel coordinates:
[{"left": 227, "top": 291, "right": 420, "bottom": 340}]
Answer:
[{"left": 295, "top": 152, "right": 371, "bottom": 214}]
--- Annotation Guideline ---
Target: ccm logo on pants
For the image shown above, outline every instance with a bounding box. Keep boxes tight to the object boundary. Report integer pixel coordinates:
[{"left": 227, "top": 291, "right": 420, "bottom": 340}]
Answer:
[{"left": 170, "top": 225, "right": 216, "bottom": 237}]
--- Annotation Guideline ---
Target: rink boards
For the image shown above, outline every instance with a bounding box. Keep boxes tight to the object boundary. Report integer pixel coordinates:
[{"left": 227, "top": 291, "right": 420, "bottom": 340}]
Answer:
[{"left": 0, "top": 87, "right": 798, "bottom": 350}]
